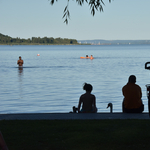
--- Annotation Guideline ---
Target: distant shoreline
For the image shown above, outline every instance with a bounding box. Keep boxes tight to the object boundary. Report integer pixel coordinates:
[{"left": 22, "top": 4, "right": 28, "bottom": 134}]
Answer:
[
  {"left": 1, "top": 33, "right": 150, "bottom": 45},
  {"left": 0, "top": 43, "right": 150, "bottom": 46},
  {"left": 78, "top": 39, "right": 150, "bottom": 45},
  {"left": 0, "top": 43, "right": 91, "bottom": 46}
]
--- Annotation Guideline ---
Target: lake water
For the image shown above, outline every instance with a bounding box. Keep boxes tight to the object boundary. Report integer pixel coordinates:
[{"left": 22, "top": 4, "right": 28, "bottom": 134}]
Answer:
[{"left": 0, "top": 45, "right": 150, "bottom": 114}]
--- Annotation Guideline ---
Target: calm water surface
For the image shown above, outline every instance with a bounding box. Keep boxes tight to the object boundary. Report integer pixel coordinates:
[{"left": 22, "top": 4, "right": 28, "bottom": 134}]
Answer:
[{"left": 0, "top": 45, "right": 150, "bottom": 113}]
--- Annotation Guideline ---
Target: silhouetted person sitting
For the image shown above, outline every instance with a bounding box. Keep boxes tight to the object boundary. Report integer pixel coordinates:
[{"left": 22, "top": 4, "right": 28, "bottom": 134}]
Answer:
[
  {"left": 122, "top": 75, "right": 144, "bottom": 113},
  {"left": 77, "top": 83, "right": 97, "bottom": 113}
]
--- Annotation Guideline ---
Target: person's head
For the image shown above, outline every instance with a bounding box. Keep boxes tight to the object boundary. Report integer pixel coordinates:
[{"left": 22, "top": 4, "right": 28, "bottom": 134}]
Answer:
[
  {"left": 86, "top": 55, "right": 88, "bottom": 57},
  {"left": 128, "top": 75, "right": 136, "bottom": 83},
  {"left": 19, "top": 56, "right": 21, "bottom": 60},
  {"left": 83, "top": 83, "right": 93, "bottom": 92}
]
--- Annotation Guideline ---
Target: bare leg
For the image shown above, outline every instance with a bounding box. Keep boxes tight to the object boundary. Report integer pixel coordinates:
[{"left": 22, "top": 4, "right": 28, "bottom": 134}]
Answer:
[{"left": 0, "top": 132, "right": 9, "bottom": 150}]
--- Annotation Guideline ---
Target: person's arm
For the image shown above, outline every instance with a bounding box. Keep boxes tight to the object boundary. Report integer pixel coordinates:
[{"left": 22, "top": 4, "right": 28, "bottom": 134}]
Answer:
[
  {"left": 122, "top": 87, "right": 124, "bottom": 96},
  {"left": 93, "top": 95, "right": 96, "bottom": 111},
  {"left": 140, "top": 87, "right": 142, "bottom": 98},
  {"left": 78, "top": 96, "right": 82, "bottom": 112}
]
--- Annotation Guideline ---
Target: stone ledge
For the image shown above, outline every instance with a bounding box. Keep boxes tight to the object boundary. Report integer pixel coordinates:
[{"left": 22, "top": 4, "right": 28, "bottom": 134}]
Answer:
[{"left": 0, "top": 113, "right": 149, "bottom": 120}]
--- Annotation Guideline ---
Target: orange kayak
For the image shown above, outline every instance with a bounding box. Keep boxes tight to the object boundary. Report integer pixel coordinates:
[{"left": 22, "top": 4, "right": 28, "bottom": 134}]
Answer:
[
  {"left": 80, "top": 57, "right": 90, "bottom": 59},
  {"left": 80, "top": 56, "right": 94, "bottom": 59}
]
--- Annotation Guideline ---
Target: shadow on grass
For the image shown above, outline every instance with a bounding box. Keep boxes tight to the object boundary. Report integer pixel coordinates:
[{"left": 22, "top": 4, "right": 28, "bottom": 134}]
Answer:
[{"left": 0, "top": 120, "right": 150, "bottom": 150}]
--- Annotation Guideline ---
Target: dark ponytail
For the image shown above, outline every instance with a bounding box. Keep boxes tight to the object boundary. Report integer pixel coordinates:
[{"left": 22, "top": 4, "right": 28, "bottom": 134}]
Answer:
[{"left": 83, "top": 83, "right": 93, "bottom": 92}]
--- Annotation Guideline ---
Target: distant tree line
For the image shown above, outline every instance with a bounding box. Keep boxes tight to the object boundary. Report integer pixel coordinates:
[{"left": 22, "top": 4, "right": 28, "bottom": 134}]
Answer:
[{"left": 0, "top": 33, "right": 78, "bottom": 45}]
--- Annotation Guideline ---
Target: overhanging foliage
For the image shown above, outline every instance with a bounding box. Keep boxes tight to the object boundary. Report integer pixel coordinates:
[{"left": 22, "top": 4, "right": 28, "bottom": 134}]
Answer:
[{"left": 50, "top": 0, "right": 112, "bottom": 24}]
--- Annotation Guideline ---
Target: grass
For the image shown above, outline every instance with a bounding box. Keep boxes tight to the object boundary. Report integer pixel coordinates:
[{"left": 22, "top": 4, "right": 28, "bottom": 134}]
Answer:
[{"left": 0, "top": 120, "right": 150, "bottom": 150}]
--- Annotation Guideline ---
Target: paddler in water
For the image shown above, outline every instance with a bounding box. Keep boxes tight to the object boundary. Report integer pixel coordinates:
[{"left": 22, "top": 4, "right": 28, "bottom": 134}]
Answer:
[
  {"left": 17, "top": 56, "right": 24, "bottom": 67},
  {"left": 90, "top": 55, "right": 94, "bottom": 59},
  {"left": 86, "top": 55, "right": 90, "bottom": 59}
]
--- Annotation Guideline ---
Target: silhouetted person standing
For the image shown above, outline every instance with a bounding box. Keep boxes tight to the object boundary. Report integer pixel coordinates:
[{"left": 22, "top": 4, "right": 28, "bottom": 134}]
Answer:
[{"left": 17, "top": 56, "right": 23, "bottom": 67}]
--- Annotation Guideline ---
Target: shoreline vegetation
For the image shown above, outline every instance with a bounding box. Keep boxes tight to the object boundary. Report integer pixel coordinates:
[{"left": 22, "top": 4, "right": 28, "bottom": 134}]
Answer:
[
  {"left": 0, "top": 33, "right": 79, "bottom": 45},
  {"left": 1, "top": 33, "right": 150, "bottom": 45}
]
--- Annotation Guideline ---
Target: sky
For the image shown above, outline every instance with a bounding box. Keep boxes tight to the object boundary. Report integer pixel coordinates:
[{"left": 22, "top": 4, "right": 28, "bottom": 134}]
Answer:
[{"left": 0, "top": 0, "right": 150, "bottom": 40}]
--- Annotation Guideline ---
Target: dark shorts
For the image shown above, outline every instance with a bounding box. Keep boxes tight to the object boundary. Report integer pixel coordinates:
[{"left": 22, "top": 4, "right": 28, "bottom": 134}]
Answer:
[
  {"left": 80, "top": 107, "right": 97, "bottom": 113},
  {"left": 80, "top": 109, "right": 94, "bottom": 113}
]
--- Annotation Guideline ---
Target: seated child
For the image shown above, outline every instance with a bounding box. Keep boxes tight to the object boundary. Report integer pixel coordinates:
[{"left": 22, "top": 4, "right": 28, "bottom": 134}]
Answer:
[{"left": 73, "top": 83, "right": 97, "bottom": 113}]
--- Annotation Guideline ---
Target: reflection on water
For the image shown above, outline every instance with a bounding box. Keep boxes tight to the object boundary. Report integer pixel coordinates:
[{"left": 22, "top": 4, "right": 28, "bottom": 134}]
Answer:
[
  {"left": 18, "top": 67, "right": 23, "bottom": 74},
  {"left": 18, "top": 67, "right": 23, "bottom": 99}
]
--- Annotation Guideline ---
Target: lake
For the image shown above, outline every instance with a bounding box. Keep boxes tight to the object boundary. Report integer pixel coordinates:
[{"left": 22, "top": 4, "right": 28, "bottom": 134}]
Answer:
[{"left": 0, "top": 44, "right": 150, "bottom": 114}]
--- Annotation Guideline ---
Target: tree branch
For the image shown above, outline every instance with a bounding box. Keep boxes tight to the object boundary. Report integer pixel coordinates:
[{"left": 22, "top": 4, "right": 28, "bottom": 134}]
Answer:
[{"left": 50, "top": 0, "right": 112, "bottom": 24}]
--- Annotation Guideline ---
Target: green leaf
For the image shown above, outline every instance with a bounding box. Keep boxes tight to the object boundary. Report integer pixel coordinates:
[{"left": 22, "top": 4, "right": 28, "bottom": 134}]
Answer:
[{"left": 64, "top": 5, "right": 68, "bottom": 13}]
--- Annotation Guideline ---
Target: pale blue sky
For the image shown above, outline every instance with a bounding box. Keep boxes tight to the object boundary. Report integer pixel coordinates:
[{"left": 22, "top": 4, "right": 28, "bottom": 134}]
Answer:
[{"left": 0, "top": 0, "right": 150, "bottom": 40}]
